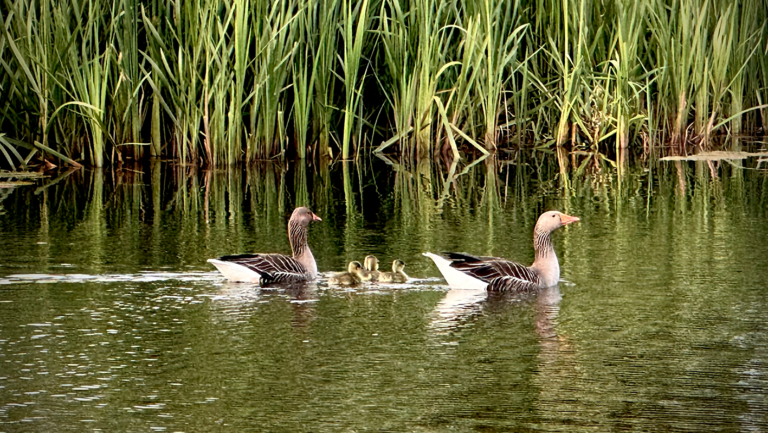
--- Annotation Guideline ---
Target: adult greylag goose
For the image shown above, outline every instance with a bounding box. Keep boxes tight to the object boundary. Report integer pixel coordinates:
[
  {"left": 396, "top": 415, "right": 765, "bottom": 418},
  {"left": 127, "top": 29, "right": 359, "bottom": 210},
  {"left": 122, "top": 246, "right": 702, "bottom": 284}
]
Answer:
[
  {"left": 207, "top": 207, "right": 322, "bottom": 284},
  {"left": 328, "top": 261, "right": 364, "bottom": 285},
  {"left": 361, "top": 255, "right": 380, "bottom": 281},
  {"left": 378, "top": 259, "right": 408, "bottom": 283},
  {"left": 423, "top": 211, "right": 579, "bottom": 292}
]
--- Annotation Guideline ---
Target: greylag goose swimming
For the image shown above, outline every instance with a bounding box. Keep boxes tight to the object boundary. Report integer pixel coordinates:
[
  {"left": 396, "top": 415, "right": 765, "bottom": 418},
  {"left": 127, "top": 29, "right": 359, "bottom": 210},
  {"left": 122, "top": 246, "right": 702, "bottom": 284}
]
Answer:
[
  {"left": 207, "top": 207, "right": 322, "bottom": 284},
  {"left": 423, "top": 211, "right": 579, "bottom": 292},
  {"left": 361, "top": 255, "right": 380, "bottom": 281},
  {"left": 328, "top": 261, "right": 364, "bottom": 285},
  {"left": 378, "top": 259, "right": 408, "bottom": 283}
]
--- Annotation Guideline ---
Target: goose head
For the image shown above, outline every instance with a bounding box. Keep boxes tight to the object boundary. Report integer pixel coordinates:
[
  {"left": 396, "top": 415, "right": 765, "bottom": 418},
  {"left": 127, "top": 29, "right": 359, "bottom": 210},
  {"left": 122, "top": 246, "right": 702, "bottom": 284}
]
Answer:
[
  {"left": 535, "top": 211, "right": 580, "bottom": 234},
  {"left": 291, "top": 207, "right": 322, "bottom": 226}
]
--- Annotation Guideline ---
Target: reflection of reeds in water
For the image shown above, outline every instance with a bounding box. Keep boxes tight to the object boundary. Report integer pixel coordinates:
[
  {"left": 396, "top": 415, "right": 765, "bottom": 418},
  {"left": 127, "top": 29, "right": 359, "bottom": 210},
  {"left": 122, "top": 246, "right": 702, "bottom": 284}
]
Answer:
[
  {"left": 343, "top": 161, "right": 355, "bottom": 215},
  {"left": 294, "top": 161, "right": 309, "bottom": 208},
  {"left": 83, "top": 170, "right": 105, "bottom": 270},
  {"left": 392, "top": 159, "right": 434, "bottom": 223},
  {"left": 385, "top": 153, "right": 502, "bottom": 219},
  {"left": 7, "top": 152, "right": 766, "bottom": 278}
]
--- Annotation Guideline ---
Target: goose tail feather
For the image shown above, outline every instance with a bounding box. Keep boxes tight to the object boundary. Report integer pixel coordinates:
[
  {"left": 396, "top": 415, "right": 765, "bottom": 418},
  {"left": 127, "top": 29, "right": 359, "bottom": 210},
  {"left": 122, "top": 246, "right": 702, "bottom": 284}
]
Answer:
[
  {"left": 207, "top": 259, "right": 262, "bottom": 283},
  {"left": 422, "top": 252, "right": 489, "bottom": 290}
]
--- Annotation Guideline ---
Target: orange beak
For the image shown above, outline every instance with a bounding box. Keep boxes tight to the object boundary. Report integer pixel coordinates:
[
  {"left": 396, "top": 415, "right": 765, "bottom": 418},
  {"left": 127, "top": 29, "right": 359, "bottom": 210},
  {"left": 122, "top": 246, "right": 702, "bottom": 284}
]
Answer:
[
  {"left": 559, "top": 213, "right": 580, "bottom": 225},
  {"left": 312, "top": 213, "right": 322, "bottom": 222}
]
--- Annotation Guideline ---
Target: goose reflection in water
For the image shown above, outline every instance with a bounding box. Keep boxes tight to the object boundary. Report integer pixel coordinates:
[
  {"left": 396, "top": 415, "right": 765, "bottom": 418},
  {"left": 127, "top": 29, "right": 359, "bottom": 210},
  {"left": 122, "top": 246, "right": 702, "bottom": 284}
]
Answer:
[
  {"left": 209, "top": 281, "right": 320, "bottom": 329},
  {"left": 428, "top": 284, "right": 569, "bottom": 355},
  {"left": 283, "top": 284, "right": 319, "bottom": 329},
  {"left": 428, "top": 288, "right": 487, "bottom": 334}
]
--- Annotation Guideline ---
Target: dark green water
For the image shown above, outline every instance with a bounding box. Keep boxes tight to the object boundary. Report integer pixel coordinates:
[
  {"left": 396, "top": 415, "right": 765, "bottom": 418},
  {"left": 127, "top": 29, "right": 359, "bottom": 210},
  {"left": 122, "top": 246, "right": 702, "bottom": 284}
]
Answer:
[{"left": 1, "top": 153, "right": 768, "bottom": 432}]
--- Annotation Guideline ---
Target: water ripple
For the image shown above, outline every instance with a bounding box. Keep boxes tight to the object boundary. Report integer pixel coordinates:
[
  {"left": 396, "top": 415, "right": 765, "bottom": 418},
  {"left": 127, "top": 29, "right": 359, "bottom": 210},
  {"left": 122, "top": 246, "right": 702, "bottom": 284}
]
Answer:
[{"left": 2, "top": 271, "right": 223, "bottom": 285}]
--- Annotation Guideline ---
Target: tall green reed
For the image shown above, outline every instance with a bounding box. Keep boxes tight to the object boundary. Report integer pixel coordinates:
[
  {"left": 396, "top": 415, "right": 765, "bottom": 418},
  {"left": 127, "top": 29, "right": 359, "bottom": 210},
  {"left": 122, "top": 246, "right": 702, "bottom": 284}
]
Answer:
[
  {"left": 412, "top": 0, "right": 453, "bottom": 158},
  {"left": 0, "top": 0, "right": 79, "bottom": 166},
  {"left": 725, "top": 0, "right": 764, "bottom": 136},
  {"left": 142, "top": 0, "right": 206, "bottom": 164},
  {"left": 311, "top": 0, "right": 341, "bottom": 158},
  {"left": 230, "top": 0, "right": 250, "bottom": 164},
  {"left": 377, "top": 0, "right": 417, "bottom": 154},
  {"left": 248, "top": 0, "right": 300, "bottom": 160},
  {"left": 292, "top": 0, "right": 314, "bottom": 160},
  {"left": 61, "top": 0, "right": 115, "bottom": 167},
  {"left": 1, "top": 0, "right": 767, "bottom": 169},
  {"left": 113, "top": 0, "right": 143, "bottom": 157},
  {"left": 547, "top": 0, "right": 584, "bottom": 147},
  {"left": 648, "top": 0, "right": 709, "bottom": 149},
  {"left": 470, "top": 0, "right": 527, "bottom": 150},
  {"left": 339, "top": 0, "right": 371, "bottom": 159},
  {"left": 610, "top": 0, "right": 645, "bottom": 151}
]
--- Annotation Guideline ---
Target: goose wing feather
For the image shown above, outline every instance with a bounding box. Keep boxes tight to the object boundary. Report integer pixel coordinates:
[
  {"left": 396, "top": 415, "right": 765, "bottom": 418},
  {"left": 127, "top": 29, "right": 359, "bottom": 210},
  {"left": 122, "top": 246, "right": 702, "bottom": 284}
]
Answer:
[
  {"left": 217, "top": 253, "right": 308, "bottom": 284},
  {"left": 443, "top": 252, "right": 540, "bottom": 289},
  {"left": 486, "top": 275, "right": 539, "bottom": 293}
]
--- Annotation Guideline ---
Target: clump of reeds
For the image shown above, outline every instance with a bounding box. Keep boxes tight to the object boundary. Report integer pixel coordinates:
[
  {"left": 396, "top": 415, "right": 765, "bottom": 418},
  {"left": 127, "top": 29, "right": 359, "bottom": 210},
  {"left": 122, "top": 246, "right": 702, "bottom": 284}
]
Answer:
[{"left": 0, "top": 0, "right": 765, "bottom": 168}]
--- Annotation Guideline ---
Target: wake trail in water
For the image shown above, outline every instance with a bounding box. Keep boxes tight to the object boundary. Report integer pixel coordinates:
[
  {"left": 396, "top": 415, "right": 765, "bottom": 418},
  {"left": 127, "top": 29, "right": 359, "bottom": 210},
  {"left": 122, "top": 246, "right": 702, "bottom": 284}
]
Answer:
[{"left": 1, "top": 271, "right": 223, "bottom": 284}]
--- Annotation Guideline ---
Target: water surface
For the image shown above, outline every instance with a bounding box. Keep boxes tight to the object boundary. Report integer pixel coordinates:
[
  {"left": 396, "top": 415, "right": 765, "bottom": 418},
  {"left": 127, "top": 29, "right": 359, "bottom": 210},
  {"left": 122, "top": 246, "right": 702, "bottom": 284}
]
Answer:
[{"left": 1, "top": 153, "right": 767, "bottom": 431}]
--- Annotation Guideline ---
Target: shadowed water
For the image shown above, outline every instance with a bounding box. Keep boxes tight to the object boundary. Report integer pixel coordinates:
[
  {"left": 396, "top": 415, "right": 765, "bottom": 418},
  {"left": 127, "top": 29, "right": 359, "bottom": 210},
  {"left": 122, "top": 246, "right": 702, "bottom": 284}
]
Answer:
[{"left": 1, "top": 150, "right": 767, "bottom": 431}]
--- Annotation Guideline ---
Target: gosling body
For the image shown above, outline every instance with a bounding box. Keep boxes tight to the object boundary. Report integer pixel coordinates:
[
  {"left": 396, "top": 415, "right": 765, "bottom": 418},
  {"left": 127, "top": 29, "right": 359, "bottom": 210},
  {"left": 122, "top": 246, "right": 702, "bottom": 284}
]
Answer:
[
  {"left": 328, "top": 261, "right": 364, "bottom": 286},
  {"left": 360, "top": 255, "right": 380, "bottom": 281},
  {"left": 379, "top": 260, "right": 409, "bottom": 283}
]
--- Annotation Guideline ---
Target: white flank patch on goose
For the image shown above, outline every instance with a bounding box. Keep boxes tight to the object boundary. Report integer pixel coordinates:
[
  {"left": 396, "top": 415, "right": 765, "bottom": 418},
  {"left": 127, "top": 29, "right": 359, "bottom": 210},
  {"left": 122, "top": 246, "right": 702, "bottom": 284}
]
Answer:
[
  {"left": 422, "top": 252, "right": 488, "bottom": 290},
  {"left": 207, "top": 259, "right": 261, "bottom": 283}
]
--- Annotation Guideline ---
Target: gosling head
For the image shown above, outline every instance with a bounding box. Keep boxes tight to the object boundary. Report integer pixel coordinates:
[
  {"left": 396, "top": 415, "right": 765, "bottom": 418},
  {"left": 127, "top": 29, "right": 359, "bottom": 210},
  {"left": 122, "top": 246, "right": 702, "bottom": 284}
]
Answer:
[
  {"left": 347, "top": 261, "right": 363, "bottom": 273},
  {"left": 364, "top": 255, "right": 379, "bottom": 271},
  {"left": 392, "top": 259, "right": 406, "bottom": 272}
]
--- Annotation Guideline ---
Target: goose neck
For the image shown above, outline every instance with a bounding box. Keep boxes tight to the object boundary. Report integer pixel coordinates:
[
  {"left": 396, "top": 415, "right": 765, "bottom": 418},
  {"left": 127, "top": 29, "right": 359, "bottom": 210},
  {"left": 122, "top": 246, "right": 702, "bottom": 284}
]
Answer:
[
  {"left": 533, "top": 228, "right": 553, "bottom": 261},
  {"left": 289, "top": 220, "right": 308, "bottom": 258}
]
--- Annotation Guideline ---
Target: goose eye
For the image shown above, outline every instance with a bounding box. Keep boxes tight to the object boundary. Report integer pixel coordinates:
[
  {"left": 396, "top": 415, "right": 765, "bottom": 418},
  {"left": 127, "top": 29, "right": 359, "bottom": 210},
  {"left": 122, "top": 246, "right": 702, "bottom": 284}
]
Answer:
[{"left": 551, "top": 214, "right": 556, "bottom": 218}]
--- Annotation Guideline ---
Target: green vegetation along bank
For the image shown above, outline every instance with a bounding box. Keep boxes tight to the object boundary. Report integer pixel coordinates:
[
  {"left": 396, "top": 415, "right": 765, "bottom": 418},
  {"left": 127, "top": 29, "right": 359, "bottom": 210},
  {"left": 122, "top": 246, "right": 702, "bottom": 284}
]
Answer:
[{"left": 1, "top": 0, "right": 766, "bottom": 168}]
